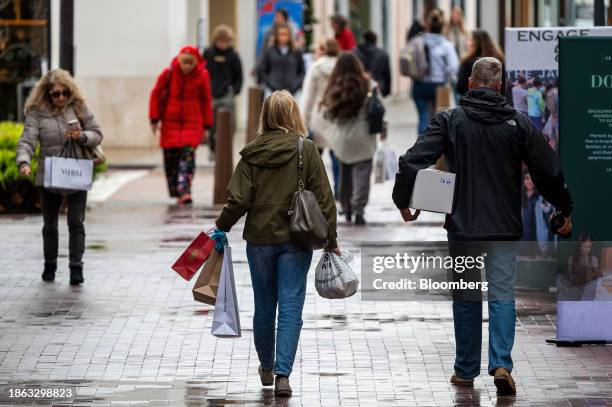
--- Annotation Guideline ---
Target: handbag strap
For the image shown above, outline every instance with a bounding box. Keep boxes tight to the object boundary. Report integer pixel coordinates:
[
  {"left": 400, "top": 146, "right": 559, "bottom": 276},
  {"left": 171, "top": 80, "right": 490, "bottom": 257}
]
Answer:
[{"left": 297, "top": 136, "right": 305, "bottom": 191}]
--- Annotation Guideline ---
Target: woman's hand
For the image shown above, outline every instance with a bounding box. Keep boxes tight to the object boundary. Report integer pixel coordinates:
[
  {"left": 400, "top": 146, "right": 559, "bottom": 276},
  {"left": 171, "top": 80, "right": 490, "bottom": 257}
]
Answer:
[
  {"left": 64, "top": 129, "right": 81, "bottom": 140},
  {"left": 151, "top": 122, "right": 160, "bottom": 135},
  {"left": 19, "top": 165, "right": 31, "bottom": 177},
  {"left": 325, "top": 246, "right": 341, "bottom": 256}
]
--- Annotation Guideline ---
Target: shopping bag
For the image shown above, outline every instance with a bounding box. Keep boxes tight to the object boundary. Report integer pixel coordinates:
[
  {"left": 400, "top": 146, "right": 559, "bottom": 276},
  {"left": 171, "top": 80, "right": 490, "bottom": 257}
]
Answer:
[
  {"left": 44, "top": 155, "right": 94, "bottom": 191},
  {"left": 383, "top": 147, "right": 398, "bottom": 181},
  {"left": 192, "top": 247, "right": 223, "bottom": 305},
  {"left": 315, "top": 251, "right": 359, "bottom": 299},
  {"left": 211, "top": 245, "right": 241, "bottom": 338},
  {"left": 171, "top": 231, "right": 215, "bottom": 281},
  {"left": 373, "top": 147, "right": 385, "bottom": 184}
]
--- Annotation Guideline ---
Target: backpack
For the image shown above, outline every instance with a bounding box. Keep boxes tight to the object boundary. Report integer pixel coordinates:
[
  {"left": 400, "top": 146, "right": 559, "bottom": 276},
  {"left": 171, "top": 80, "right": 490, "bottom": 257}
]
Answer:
[{"left": 399, "top": 35, "right": 430, "bottom": 81}]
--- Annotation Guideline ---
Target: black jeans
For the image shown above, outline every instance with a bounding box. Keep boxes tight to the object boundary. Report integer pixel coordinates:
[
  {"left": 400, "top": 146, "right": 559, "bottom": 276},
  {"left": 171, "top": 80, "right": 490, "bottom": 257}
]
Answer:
[{"left": 39, "top": 188, "right": 87, "bottom": 267}]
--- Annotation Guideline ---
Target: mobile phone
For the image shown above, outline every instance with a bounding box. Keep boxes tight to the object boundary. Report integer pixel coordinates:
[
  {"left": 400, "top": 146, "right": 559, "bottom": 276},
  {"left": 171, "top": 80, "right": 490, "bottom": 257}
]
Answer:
[{"left": 68, "top": 119, "right": 80, "bottom": 131}]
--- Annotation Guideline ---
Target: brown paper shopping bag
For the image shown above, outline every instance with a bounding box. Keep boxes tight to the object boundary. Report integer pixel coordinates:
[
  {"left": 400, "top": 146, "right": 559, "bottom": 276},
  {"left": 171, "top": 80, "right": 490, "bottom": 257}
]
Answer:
[{"left": 192, "top": 248, "right": 223, "bottom": 305}]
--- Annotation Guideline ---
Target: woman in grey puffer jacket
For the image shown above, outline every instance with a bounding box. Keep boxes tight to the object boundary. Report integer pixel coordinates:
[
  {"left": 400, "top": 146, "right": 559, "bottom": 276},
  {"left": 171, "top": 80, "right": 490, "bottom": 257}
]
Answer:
[{"left": 16, "top": 69, "right": 103, "bottom": 285}]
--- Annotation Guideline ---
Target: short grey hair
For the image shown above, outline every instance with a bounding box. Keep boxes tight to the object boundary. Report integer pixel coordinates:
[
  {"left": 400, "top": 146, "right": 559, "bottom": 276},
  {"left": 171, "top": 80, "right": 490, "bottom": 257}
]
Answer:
[{"left": 470, "top": 57, "right": 503, "bottom": 88}]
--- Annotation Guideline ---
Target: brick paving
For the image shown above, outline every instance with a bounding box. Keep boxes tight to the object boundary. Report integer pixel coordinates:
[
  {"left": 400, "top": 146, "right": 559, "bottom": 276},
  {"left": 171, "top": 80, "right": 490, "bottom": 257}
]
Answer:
[{"left": 1, "top": 100, "right": 611, "bottom": 406}]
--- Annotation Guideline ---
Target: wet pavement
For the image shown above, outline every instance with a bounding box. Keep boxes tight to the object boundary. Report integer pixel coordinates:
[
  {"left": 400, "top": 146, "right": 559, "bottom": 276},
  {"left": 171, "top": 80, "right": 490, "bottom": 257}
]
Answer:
[{"left": 1, "top": 100, "right": 611, "bottom": 406}]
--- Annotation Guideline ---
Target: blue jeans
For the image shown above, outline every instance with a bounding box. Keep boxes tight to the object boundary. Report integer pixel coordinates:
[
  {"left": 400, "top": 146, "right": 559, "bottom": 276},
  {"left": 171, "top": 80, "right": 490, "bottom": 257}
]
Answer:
[
  {"left": 448, "top": 235, "right": 519, "bottom": 379},
  {"left": 412, "top": 81, "right": 443, "bottom": 136},
  {"left": 246, "top": 242, "right": 313, "bottom": 377}
]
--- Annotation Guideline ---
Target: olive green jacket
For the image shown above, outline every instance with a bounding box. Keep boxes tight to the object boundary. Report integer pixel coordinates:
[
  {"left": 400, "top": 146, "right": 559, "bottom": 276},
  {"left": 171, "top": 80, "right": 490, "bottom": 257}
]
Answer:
[{"left": 215, "top": 130, "right": 338, "bottom": 248}]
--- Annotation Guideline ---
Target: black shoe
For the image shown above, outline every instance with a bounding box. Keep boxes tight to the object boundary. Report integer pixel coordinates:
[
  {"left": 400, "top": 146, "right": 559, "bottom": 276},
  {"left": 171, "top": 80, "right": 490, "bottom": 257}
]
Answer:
[
  {"left": 69, "top": 266, "right": 84, "bottom": 286},
  {"left": 345, "top": 212, "right": 352, "bottom": 223},
  {"left": 42, "top": 263, "right": 56, "bottom": 282},
  {"left": 355, "top": 214, "right": 366, "bottom": 226}
]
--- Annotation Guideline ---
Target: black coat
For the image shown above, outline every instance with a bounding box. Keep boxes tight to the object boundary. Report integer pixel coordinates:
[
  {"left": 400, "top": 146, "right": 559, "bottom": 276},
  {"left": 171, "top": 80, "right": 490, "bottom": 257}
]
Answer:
[
  {"left": 392, "top": 87, "right": 572, "bottom": 240},
  {"left": 260, "top": 46, "right": 305, "bottom": 94},
  {"left": 354, "top": 43, "right": 392, "bottom": 97},
  {"left": 203, "top": 46, "right": 243, "bottom": 98}
]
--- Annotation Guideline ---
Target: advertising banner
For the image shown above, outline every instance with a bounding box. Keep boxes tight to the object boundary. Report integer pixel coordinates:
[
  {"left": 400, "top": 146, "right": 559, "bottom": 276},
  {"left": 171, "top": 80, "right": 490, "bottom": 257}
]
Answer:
[
  {"left": 505, "top": 27, "right": 612, "bottom": 343},
  {"left": 556, "top": 37, "right": 612, "bottom": 342},
  {"left": 256, "top": 0, "right": 304, "bottom": 56}
]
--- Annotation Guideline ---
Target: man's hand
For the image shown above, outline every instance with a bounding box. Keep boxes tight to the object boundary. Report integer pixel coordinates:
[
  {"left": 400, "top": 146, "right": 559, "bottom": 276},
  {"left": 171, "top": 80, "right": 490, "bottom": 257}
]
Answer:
[
  {"left": 557, "top": 216, "right": 572, "bottom": 236},
  {"left": 325, "top": 246, "right": 341, "bottom": 256},
  {"left": 19, "top": 165, "right": 31, "bottom": 177},
  {"left": 400, "top": 208, "right": 421, "bottom": 222}
]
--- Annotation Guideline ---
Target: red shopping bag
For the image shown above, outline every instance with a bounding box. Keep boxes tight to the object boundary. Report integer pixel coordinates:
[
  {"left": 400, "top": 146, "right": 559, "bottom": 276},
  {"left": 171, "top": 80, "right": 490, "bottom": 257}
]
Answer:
[{"left": 171, "top": 231, "right": 215, "bottom": 281}]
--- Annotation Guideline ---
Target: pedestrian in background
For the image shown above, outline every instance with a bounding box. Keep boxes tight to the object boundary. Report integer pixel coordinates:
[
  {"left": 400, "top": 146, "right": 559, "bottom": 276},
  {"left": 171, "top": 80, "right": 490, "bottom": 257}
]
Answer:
[
  {"left": 527, "top": 76, "right": 545, "bottom": 132},
  {"left": 445, "top": 6, "right": 468, "bottom": 58},
  {"left": 331, "top": 15, "right": 356, "bottom": 50},
  {"left": 203, "top": 25, "right": 243, "bottom": 162},
  {"left": 149, "top": 46, "right": 213, "bottom": 205},
  {"left": 214, "top": 90, "right": 339, "bottom": 397},
  {"left": 511, "top": 75, "right": 529, "bottom": 116},
  {"left": 412, "top": 9, "right": 459, "bottom": 135},
  {"left": 16, "top": 69, "right": 103, "bottom": 285},
  {"left": 354, "top": 30, "right": 392, "bottom": 97},
  {"left": 393, "top": 57, "right": 572, "bottom": 396},
  {"left": 259, "top": 23, "right": 305, "bottom": 96},
  {"left": 321, "top": 52, "right": 377, "bottom": 226},
  {"left": 301, "top": 38, "right": 341, "bottom": 195},
  {"left": 455, "top": 30, "right": 504, "bottom": 97}
]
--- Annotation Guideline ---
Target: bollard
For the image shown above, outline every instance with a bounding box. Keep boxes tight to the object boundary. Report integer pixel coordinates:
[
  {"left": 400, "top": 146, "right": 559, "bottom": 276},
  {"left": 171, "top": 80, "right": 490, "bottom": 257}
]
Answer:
[
  {"left": 246, "top": 86, "right": 263, "bottom": 144},
  {"left": 213, "top": 109, "right": 233, "bottom": 205}
]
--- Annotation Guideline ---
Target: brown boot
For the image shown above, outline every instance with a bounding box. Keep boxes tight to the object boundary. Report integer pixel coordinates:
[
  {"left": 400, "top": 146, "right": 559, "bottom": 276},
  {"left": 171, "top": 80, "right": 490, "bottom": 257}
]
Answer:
[
  {"left": 258, "top": 366, "right": 273, "bottom": 386},
  {"left": 450, "top": 373, "right": 474, "bottom": 386},
  {"left": 493, "top": 368, "right": 516, "bottom": 396},
  {"left": 274, "top": 375, "right": 292, "bottom": 397}
]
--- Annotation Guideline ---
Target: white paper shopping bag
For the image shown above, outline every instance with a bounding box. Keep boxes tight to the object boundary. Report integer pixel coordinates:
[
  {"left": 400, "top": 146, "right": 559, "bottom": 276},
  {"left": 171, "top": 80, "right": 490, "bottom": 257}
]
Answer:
[
  {"left": 44, "top": 156, "right": 94, "bottom": 191},
  {"left": 211, "top": 245, "right": 241, "bottom": 338}
]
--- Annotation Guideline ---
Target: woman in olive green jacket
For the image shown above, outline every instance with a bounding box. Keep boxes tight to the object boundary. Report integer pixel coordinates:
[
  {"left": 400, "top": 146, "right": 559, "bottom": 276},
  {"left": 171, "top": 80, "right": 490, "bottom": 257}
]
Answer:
[{"left": 215, "top": 90, "right": 338, "bottom": 397}]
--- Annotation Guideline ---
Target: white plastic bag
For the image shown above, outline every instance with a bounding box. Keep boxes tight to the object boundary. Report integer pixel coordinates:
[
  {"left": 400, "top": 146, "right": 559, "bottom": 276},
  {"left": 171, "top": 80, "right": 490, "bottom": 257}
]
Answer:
[
  {"left": 373, "top": 141, "right": 397, "bottom": 184},
  {"left": 315, "top": 251, "right": 359, "bottom": 299}
]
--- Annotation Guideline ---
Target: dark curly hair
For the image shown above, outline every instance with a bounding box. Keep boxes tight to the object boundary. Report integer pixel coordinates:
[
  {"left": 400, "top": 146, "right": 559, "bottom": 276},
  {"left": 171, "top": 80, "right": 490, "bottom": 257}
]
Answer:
[{"left": 320, "top": 52, "right": 369, "bottom": 121}]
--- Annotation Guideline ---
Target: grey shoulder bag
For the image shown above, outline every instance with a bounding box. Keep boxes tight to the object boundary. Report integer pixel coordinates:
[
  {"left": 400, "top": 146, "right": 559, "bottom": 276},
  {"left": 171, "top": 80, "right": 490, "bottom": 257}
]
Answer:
[{"left": 288, "top": 137, "right": 330, "bottom": 251}]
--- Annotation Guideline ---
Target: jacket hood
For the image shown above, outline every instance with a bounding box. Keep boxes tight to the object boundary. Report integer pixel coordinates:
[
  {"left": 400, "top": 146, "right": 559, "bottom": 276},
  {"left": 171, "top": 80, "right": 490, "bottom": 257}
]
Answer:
[
  {"left": 171, "top": 45, "right": 206, "bottom": 72},
  {"left": 240, "top": 130, "right": 300, "bottom": 168},
  {"left": 357, "top": 42, "right": 377, "bottom": 56},
  {"left": 459, "top": 87, "right": 516, "bottom": 124}
]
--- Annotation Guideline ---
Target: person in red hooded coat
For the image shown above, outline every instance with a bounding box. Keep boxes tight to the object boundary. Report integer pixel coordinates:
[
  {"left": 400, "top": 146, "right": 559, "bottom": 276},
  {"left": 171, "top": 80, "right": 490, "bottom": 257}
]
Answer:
[{"left": 149, "top": 46, "right": 213, "bottom": 204}]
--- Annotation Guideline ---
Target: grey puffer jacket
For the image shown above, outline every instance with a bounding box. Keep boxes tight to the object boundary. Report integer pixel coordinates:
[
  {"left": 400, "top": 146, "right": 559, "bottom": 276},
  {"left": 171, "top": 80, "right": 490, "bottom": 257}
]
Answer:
[{"left": 16, "top": 105, "right": 103, "bottom": 187}]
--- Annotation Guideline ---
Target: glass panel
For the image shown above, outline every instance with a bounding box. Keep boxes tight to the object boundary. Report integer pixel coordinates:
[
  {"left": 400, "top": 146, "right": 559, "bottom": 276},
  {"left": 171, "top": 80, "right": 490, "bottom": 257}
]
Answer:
[
  {"left": 570, "top": 0, "right": 595, "bottom": 26},
  {"left": 539, "top": 0, "right": 560, "bottom": 26},
  {"left": 0, "top": 0, "right": 50, "bottom": 121}
]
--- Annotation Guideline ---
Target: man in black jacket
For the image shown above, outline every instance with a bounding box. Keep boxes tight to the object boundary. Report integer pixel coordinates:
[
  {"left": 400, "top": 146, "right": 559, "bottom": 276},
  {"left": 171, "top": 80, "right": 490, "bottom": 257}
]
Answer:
[
  {"left": 392, "top": 57, "right": 572, "bottom": 395},
  {"left": 353, "top": 30, "right": 391, "bottom": 97},
  {"left": 203, "top": 25, "right": 243, "bottom": 160}
]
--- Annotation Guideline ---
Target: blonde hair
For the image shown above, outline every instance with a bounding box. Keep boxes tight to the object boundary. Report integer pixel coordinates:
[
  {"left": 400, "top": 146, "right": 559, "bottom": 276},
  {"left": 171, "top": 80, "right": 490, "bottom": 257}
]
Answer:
[
  {"left": 24, "top": 69, "right": 86, "bottom": 118},
  {"left": 212, "top": 24, "right": 234, "bottom": 43},
  {"left": 257, "top": 90, "right": 307, "bottom": 136}
]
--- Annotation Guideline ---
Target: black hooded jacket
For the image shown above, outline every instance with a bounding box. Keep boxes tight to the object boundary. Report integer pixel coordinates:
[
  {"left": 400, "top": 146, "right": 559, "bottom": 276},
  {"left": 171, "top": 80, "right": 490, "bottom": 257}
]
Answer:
[
  {"left": 392, "top": 87, "right": 573, "bottom": 240},
  {"left": 354, "top": 43, "right": 391, "bottom": 97}
]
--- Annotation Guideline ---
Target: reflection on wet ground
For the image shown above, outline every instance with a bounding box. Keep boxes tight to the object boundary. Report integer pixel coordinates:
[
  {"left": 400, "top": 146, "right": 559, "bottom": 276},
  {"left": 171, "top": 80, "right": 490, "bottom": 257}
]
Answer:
[{"left": 1, "top": 203, "right": 611, "bottom": 406}]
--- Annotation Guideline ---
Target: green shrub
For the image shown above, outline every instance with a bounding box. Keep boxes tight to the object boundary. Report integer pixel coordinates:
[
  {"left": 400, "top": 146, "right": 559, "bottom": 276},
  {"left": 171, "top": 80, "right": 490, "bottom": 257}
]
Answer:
[{"left": 0, "top": 121, "right": 106, "bottom": 214}]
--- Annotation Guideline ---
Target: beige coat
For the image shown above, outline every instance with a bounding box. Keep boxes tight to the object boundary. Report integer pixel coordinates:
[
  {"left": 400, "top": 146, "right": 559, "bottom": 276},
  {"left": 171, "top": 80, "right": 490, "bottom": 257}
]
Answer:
[
  {"left": 327, "top": 81, "right": 378, "bottom": 164},
  {"left": 16, "top": 105, "right": 103, "bottom": 186},
  {"left": 300, "top": 56, "right": 336, "bottom": 147}
]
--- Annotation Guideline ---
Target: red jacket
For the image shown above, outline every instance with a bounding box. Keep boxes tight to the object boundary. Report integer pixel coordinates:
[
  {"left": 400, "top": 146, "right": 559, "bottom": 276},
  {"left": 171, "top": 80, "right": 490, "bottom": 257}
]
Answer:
[
  {"left": 149, "top": 46, "right": 213, "bottom": 149},
  {"left": 335, "top": 27, "right": 356, "bottom": 50}
]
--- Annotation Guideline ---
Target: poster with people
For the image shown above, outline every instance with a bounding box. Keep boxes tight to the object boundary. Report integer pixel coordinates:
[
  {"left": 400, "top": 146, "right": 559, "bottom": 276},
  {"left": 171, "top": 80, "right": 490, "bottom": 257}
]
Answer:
[
  {"left": 506, "top": 28, "right": 612, "bottom": 343},
  {"left": 256, "top": 0, "right": 304, "bottom": 55},
  {"left": 505, "top": 26, "right": 612, "bottom": 260}
]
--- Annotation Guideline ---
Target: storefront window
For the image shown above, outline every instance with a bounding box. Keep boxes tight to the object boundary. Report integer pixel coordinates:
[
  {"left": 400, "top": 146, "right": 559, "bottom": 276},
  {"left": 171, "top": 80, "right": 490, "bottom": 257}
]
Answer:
[
  {"left": 538, "top": 0, "right": 560, "bottom": 27},
  {"left": 0, "top": 0, "right": 49, "bottom": 122},
  {"left": 570, "top": 0, "right": 595, "bottom": 26}
]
